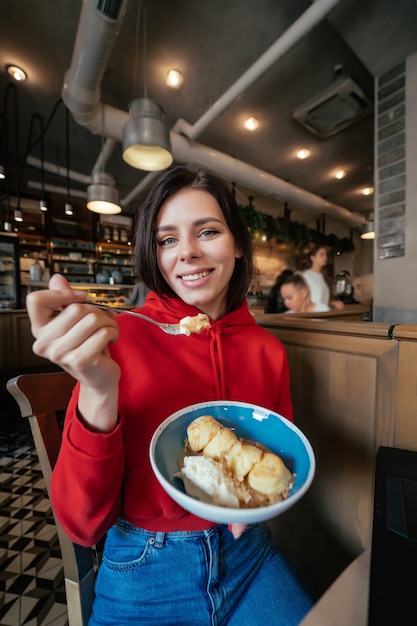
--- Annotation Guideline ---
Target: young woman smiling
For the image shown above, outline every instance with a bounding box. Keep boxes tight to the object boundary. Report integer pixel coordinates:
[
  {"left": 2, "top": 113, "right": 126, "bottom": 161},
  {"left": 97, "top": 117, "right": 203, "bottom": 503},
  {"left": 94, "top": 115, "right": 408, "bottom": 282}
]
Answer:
[{"left": 26, "top": 166, "right": 312, "bottom": 625}]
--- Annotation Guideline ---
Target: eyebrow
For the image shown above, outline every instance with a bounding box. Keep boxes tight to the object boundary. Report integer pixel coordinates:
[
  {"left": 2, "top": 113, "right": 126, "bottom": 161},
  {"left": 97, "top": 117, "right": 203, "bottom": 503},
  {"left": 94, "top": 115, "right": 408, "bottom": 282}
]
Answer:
[{"left": 156, "top": 216, "right": 224, "bottom": 233}]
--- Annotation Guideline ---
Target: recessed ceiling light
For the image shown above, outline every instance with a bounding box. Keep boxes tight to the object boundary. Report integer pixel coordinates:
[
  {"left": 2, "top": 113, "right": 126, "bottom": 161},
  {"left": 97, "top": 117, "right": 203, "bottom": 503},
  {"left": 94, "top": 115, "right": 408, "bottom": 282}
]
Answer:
[
  {"left": 361, "top": 186, "right": 374, "bottom": 196},
  {"left": 296, "top": 148, "right": 310, "bottom": 160},
  {"left": 166, "top": 69, "right": 183, "bottom": 88},
  {"left": 6, "top": 64, "right": 27, "bottom": 81},
  {"left": 335, "top": 169, "right": 346, "bottom": 179},
  {"left": 244, "top": 116, "right": 260, "bottom": 131}
]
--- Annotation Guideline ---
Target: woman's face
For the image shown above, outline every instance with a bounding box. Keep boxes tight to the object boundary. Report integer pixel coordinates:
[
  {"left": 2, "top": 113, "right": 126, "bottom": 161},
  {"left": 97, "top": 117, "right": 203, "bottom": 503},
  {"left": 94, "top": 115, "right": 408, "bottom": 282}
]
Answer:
[
  {"left": 280, "top": 283, "right": 309, "bottom": 312},
  {"left": 155, "top": 188, "right": 242, "bottom": 320},
  {"left": 311, "top": 247, "right": 328, "bottom": 269}
]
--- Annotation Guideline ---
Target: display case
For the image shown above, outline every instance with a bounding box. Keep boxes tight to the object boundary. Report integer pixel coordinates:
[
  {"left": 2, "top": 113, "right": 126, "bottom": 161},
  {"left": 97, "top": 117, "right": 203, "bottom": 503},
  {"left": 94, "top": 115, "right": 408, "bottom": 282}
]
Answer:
[
  {"left": 27, "top": 281, "right": 134, "bottom": 305},
  {"left": 19, "top": 233, "right": 49, "bottom": 294},
  {"left": 0, "top": 233, "right": 22, "bottom": 309},
  {"left": 96, "top": 241, "right": 135, "bottom": 283},
  {"left": 51, "top": 238, "right": 97, "bottom": 282}
]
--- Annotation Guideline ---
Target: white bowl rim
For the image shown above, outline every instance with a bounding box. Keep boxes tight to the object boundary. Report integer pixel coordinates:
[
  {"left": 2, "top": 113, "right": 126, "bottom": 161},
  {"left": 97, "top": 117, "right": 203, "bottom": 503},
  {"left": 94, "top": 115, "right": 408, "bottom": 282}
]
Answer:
[{"left": 149, "top": 399, "right": 316, "bottom": 524}]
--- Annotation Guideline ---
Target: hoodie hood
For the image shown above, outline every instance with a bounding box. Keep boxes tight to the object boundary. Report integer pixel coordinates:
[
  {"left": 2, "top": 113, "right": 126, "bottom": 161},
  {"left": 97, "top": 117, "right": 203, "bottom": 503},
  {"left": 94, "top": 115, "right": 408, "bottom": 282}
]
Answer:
[
  {"left": 138, "top": 292, "right": 256, "bottom": 398},
  {"left": 140, "top": 291, "right": 256, "bottom": 332}
]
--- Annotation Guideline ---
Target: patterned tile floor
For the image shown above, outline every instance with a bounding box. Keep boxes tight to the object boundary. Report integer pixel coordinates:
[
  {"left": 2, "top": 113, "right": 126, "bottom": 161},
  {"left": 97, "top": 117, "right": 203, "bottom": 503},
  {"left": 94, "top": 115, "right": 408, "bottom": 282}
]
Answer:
[{"left": 0, "top": 426, "right": 68, "bottom": 625}]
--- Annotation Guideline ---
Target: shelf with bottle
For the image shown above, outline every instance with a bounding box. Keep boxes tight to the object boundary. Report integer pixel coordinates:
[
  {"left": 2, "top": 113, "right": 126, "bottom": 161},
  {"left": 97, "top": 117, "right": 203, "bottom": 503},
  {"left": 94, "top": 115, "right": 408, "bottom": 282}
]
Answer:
[
  {"left": 19, "top": 233, "right": 49, "bottom": 263},
  {"left": 26, "top": 281, "right": 134, "bottom": 306},
  {"left": 50, "top": 238, "right": 96, "bottom": 281},
  {"left": 97, "top": 241, "right": 133, "bottom": 264},
  {"left": 96, "top": 240, "right": 135, "bottom": 282}
]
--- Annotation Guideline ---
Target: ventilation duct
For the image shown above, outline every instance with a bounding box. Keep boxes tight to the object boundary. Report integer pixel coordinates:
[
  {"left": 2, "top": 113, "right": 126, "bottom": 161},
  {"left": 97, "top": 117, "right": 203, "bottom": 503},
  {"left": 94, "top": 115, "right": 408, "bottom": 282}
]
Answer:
[
  {"left": 97, "top": 0, "right": 126, "bottom": 20},
  {"left": 293, "top": 77, "right": 373, "bottom": 137}
]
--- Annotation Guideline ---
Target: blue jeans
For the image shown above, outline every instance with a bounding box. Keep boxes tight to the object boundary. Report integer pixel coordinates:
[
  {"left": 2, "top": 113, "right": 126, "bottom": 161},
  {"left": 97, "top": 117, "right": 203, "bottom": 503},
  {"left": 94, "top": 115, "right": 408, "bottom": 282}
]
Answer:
[{"left": 89, "top": 519, "right": 312, "bottom": 625}]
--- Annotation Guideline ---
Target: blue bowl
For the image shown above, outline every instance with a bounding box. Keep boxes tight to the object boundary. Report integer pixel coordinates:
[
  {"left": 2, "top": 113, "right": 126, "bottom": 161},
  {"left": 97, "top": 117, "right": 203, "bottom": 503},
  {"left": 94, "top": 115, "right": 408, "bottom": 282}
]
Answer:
[{"left": 150, "top": 400, "right": 315, "bottom": 524}]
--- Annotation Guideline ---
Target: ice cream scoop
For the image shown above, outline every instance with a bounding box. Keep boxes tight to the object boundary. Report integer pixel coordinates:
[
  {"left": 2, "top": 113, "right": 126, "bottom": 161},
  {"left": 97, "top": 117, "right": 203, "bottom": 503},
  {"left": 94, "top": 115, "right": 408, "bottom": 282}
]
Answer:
[{"left": 180, "top": 456, "right": 240, "bottom": 507}]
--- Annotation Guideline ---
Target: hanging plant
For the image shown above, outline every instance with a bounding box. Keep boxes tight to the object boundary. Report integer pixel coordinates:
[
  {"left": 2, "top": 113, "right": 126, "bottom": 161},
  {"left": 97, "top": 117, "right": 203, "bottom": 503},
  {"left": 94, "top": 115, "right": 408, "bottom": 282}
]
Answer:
[{"left": 239, "top": 203, "right": 354, "bottom": 253}]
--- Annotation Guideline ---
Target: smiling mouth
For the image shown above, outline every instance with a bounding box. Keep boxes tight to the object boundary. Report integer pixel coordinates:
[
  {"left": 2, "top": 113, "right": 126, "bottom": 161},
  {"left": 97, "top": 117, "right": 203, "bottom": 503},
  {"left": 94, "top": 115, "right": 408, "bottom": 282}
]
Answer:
[{"left": 180, "top": 270, "right": 211, "bottom": 281}]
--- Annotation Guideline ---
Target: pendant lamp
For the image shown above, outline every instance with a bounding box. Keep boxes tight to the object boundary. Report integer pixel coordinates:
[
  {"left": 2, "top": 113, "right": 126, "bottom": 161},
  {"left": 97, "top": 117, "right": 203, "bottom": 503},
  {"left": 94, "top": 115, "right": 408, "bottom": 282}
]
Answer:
[
  {"left": 123, "top": 98, "right": 172, "bottom": 171},
  {"left": 360, "top": 213, "right": 375, "bottom": 240},
  {"left": 122, "top": 0, "right": 172, "bottom": 171},
  {"left": 64, "top": 107, "right": 74, "bottom": 217},
  {"left": 87, "top": 172, "right": 122, "bottom": 214}
]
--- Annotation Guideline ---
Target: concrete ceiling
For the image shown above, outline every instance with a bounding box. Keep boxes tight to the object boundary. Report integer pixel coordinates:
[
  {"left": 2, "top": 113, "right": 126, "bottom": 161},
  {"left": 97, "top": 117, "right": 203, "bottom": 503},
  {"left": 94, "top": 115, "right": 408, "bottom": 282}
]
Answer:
[{"left": 1, "top": 0, "right": 417, "bottom": 235}]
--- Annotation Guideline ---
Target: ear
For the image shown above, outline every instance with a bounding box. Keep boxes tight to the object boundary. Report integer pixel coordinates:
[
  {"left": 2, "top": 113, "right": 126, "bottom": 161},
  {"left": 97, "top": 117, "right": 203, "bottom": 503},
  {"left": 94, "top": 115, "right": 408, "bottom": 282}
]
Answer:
[{"left": 235, "top": 246, "right": 243, "bottom": 259}]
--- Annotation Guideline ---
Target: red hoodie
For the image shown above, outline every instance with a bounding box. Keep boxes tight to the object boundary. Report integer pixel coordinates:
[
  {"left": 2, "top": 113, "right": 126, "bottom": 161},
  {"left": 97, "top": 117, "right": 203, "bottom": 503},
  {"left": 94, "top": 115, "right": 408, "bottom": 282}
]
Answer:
[{"left": 50, "top": 293, "right": 293, "bottom": 546}]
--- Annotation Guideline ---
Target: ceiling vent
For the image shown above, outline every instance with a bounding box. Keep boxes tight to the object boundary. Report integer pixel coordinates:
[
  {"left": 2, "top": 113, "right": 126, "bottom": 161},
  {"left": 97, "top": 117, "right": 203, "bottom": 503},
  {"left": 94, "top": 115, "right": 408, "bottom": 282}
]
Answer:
[{"left": 292, "top": 77, "right": 373, "bottom": 138}]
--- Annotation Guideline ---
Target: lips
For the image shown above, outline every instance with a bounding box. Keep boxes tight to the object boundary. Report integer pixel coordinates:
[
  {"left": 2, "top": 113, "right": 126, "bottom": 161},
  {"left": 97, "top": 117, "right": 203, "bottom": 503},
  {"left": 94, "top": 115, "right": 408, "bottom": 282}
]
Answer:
[{"left": 179, "top": 270, "right": 211, "bottom": 281}]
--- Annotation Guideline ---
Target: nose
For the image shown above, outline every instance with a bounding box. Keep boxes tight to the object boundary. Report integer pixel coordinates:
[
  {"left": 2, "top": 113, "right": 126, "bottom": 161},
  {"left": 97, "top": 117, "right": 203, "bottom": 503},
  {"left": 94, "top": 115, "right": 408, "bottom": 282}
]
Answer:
[{"left": 179, "top": 237, "right": 199, "bottom": 261}]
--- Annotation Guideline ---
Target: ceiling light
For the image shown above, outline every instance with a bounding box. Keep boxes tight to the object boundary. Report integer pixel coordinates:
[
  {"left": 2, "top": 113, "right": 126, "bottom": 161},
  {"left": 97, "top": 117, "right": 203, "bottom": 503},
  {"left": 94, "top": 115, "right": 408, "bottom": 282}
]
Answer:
[
  {"left": 244, "top": 116, "right": 260, "bottom": 131},
  {"left": 87, "top": 172, "right": 122, "bottom": 214},
  {"left": 40, "top": 198, "right": 48, "bottom": 212},
  {"left": 123, "top": 3, "right": 172, "bottom": 171},
  {"left": 0, "top": 165, "right": 5, "bottom": 179},
  {"left": 362, "top": 186, "right": 374, "bottom": 196},
  {"left": 122, "top": 98, "right": 173, "bottom": 171},
  {"left": 296, "top": 148, "right": 311, "bottom": 160},
  {"left": 360, "top": 213, "right": 375, "bottom": 240},
  {"left": 166, "top": 69, "right": 183, "bottom": 89},
  {"left": 14, "top": 208, "right": 23, "bottom": 222},
  {"left": 65, "top": 203, "right": 74, "bottom": 216},
  {"left": 7, "top": 65, "right": 27, "bottom": 82},
  {"left": 335, "top": 169, "right": 346, "bottom": 179}
]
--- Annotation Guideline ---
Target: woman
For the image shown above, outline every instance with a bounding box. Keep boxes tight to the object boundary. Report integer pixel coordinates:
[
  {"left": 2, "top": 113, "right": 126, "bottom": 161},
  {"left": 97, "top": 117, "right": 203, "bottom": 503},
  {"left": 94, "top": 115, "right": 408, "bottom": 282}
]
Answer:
[
  {"left": 303, "top": 244, "right": 344, "bottom": 310},
  {"left": 26, "top": 167, "right": 312, "bottom": 625},
  {"left": 280, "top": 272, "right": 330, "bottom": 313},
  {"left": 264, "top": 268, "right": 293, "bottom": 313}
]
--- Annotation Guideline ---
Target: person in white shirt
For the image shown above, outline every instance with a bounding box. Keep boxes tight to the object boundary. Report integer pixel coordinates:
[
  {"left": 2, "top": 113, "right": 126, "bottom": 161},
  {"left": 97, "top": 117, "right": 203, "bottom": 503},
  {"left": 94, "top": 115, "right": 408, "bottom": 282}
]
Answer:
[
  {"left": 280, "top": 272, "right": 330, "bottom": 313},
  {"left": 303, "top": 244, "right": 344, "bottom": 310}
]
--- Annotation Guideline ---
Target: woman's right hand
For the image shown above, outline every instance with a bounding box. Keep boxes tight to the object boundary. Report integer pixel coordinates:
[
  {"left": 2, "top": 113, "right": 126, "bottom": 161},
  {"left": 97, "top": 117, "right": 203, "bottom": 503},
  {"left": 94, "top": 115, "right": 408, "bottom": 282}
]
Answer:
[{"left": 26, "top": 274, "right": 121, "bottom": 432}]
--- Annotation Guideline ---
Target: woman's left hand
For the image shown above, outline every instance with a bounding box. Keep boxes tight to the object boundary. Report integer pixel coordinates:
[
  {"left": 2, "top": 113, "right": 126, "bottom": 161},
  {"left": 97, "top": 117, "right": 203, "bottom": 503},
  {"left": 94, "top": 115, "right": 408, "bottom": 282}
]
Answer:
[{"left": 228, "top": 523, "right": 247, "bottom": 539}]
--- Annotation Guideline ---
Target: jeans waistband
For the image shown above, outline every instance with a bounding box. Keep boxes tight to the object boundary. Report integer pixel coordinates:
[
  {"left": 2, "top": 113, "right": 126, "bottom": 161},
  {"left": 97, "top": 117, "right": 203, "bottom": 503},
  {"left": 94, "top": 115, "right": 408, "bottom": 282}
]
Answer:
[{"left": 116, "top": 518, "right": 222, "bottom": 542}]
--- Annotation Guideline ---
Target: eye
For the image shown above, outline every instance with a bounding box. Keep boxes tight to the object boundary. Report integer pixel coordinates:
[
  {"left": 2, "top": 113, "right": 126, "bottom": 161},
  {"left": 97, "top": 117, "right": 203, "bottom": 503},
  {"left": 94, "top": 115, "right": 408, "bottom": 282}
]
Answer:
[
  {"left": 158, "top": 236, "right": 177, "bottom": 247},
  {"left": 199, "top": 228, "right": 219, "bottom": 239}
]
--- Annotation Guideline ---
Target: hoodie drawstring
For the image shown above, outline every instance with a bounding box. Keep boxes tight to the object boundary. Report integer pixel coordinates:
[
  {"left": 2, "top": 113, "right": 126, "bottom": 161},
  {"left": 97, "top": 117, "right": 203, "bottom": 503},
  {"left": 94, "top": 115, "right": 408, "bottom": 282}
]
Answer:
[{"left": 209, "top": 328, "right": 226, "bottom": 399}]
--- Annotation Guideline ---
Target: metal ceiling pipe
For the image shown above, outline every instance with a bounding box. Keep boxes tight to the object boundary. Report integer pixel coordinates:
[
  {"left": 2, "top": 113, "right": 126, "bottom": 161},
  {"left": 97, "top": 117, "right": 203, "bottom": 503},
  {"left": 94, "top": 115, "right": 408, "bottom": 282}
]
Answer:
[
  {"left": 28, "top": 181, "right": 87, "bottom": 199},
  {"left": 62, "top": 0, "right": 130, "bottom": 129},
  {"left": 62, "top": 0, "right": 364, "bottom": 226},
  {"left": 171, "top": 132, "right": 365, "bottom": 228},
  {"left": 26, "top": 156, "right": 91, "bottom": 184},
  {"left": 62, "top": 0, "right": 129, "bottom": 140},
  {"left": 92, "top": 138, "right": 117, "bottom": 175},
  {"left": 185, "top": 0, "right": 344, "bottom": 140}
]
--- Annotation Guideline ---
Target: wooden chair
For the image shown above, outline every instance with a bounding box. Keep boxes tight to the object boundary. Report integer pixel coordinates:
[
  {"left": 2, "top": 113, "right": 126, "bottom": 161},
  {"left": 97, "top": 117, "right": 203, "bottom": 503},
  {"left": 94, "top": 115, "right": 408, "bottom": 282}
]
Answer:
[{"left": 7, "top": 371, "right": 98, "bottom": 626}]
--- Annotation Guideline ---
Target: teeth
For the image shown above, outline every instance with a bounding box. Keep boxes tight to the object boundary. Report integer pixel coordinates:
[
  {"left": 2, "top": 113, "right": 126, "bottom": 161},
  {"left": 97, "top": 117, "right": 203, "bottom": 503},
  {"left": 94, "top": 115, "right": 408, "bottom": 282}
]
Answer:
[{"left": 181, "top": 271, "right": 210, "bottom": 281}]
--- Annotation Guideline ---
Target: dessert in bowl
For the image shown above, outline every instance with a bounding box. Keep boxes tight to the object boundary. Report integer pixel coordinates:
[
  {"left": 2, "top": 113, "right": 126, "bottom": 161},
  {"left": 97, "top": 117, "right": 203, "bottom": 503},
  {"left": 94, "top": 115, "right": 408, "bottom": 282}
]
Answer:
[{"left": 149, "top": 400, "right": 315, "bottom": 524}]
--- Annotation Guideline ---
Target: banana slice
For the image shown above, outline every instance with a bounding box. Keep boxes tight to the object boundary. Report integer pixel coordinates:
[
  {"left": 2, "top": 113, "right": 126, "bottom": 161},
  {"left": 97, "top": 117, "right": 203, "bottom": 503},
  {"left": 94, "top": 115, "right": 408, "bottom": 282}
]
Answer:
[
  {"left": 224, "top": 441, "right": 263, "bottom": 481},
  {"left": 247, "top": 452, "right": 293, "bottom": 496},
  {"left": 187, "top": 415, "right": 222, "bottom": 452},
  {"left": 203, "top": 426, "right": 237, "bottom": 460}
]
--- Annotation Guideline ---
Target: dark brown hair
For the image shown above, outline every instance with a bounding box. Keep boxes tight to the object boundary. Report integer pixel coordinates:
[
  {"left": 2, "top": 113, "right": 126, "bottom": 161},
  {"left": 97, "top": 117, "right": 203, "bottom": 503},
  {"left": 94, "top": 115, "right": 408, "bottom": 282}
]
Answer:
[
  {"left": 134, "top": 166, "right": 254, "bottom": 313},
  {"left": 280, "top": 272, "right": 309, "bottom": 292},
  {"left": 306, "top": 243, "right": 327, "bottom": 268}
]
